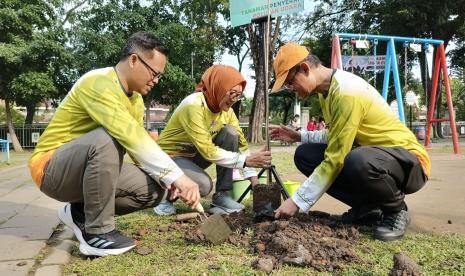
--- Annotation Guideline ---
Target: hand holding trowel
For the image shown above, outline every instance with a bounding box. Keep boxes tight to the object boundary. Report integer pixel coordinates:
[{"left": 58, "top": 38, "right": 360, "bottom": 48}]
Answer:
[{"left": 171, "top": 176, "right": 232, "bottom": 245}]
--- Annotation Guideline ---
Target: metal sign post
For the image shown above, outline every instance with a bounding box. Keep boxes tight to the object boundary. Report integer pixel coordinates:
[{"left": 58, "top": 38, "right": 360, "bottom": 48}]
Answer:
[{"left": 233, "top": 0, "right": 305, "bottom": 202}]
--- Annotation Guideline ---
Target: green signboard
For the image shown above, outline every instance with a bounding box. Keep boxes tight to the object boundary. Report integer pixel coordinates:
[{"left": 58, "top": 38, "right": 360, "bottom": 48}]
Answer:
[{"left": 230, "top": 0, "right": 305, "bottom": 27}]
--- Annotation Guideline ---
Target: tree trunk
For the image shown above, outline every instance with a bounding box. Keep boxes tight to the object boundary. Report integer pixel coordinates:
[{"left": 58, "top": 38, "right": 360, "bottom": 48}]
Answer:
[
  {"left": 248, "top": 73, "right": 266, "bottom": 143},
  {"left": 435, "top": 80, "right": 444, "bottom": 138},
  {"left": 246, "top": 17, "right": 281, "bottom": 144},
  {"left": 418, "top": 50, "right": 431, "bottom": 105},
  {"left": 419, "top": 50, "right": 435, "bottom": 137},
  {"left": 5, "top": 99, "right": 23, "bottom": 152},
  {"left": 25, "top": 104, "right": 35, "bottom": 124},
  {"left": 247, "top": 23, "right": 265, "bottom": 143}
]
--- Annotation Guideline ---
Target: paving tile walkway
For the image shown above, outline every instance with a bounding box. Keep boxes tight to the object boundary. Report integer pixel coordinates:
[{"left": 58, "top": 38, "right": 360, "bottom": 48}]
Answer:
[
  {"left": 0, "top": 164, "right": 63, "bottom": 275},
  {"left": 312, "top": 151, "right": 465, "bottom": 235}
]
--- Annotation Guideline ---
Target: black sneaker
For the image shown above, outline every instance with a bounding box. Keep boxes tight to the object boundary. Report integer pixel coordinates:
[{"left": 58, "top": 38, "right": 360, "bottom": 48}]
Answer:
[
  {"left": 374, "top": 209, "right": 410, "bottom": 241},
  {"left": 58, "top": 203, "right": 135, "bottom": 256},
  {"left": 58, "top": 203, "right": 85, "bottom": 242},
  {"left": 80, "top": 229, "right": 136, "bottom": 256},
  {"left": 339, "top": 205, "right": 383, "bottom": 226}
]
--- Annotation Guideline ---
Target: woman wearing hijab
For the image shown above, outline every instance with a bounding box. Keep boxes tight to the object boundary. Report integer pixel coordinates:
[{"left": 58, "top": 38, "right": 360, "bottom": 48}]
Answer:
[{"left": 154, "top": 65, "right": 272, "bottom": 215}]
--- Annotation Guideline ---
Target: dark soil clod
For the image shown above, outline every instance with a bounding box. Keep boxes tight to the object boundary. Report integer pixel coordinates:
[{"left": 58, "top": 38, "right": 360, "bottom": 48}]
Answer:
[
  {"left": 389, "top": 253, "right": 421, "bottom": 276},
  {"left": 252, "top": 258, "right": 274, "bottom": 273},
  {"left": 135, "top": 247, "right": 153, "bottom": 256}
]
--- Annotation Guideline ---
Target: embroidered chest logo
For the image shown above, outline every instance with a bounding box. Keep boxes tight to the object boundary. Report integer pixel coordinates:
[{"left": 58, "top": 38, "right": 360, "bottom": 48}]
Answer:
[{"left": 210, "top": 120, "right": 221, "bottom": 135}]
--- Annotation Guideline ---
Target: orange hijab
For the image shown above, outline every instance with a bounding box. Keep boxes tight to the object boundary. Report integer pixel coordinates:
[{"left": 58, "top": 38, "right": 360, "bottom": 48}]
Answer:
[{"left": 195, "top": 65, "right": 247, "bottom": 113}]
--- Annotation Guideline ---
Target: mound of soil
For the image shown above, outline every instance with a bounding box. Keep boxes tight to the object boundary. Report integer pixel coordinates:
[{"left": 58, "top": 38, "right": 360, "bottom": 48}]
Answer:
[
  {"left": 182, "top": 211, "right": 362, "bottom": 273},
  {"left": 389, "top": 253, "right": 421, "bottom": 276}
]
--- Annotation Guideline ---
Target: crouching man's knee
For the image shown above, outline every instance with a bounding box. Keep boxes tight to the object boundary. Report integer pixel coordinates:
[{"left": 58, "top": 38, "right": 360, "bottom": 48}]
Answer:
[
  {"left": 115, "top": 187, "right": 164, "bottom": 215},
  {"left": 199, "top": 176, "right": 213, "bottom": 197}
]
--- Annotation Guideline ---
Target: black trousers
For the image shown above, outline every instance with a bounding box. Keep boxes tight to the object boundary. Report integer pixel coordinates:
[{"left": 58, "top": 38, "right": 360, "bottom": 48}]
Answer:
[{"left": 294, "top": 144, "right": 427, "bottom": 213}]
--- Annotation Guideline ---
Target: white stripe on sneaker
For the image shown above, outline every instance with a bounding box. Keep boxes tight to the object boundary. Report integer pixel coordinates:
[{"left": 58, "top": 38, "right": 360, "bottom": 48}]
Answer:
[
  {"left": 93, "top": 239, "right": 106, "bottom": 247},
  {"left": 99, "top": 241, "right": 114, "bottom": 248},
  {"left": 87, "top": 237, "right": 100, "bottom": 245}
]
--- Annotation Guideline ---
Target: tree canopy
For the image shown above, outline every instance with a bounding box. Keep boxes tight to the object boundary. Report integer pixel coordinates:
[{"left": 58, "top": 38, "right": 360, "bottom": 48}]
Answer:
[
  {"left": 70, "top": 0, "right": 229, "bottom": 105},
  {"left": 0, "top": 0, "right": 74, "bottom": 150}
]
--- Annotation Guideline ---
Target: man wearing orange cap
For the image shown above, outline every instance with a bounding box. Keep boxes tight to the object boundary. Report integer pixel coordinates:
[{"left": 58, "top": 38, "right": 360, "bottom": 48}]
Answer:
[{"left": 270, "top": 43, "right": 430, "bottom": 241}]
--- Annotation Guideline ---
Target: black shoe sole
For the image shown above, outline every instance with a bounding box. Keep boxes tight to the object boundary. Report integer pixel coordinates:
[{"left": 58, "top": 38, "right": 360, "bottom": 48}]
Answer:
[{"left": 373, "top": 232, "right": 405, "bottom": 242}]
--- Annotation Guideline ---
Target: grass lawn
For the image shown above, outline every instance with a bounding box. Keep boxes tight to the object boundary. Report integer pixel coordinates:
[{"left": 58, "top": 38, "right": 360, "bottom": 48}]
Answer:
[
  {"left": 64, "top": 144, "right": 465, "bottom": 275},
  {"left": 64, "top": 209, "right": 465, "bottom": 275}
]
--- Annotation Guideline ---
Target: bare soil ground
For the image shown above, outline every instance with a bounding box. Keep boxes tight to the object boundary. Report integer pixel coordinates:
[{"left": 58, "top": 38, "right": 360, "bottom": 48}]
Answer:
[{"left": 183, "top": 211, "right": 363, "bottom": 273}]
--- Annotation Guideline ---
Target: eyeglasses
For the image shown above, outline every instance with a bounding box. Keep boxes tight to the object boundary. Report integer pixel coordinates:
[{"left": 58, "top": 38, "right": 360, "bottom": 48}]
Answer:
[
  {"left": 226, "top": 90, "right": 245, "bottom": 103},
  {"left": 282, "top": 64, "right": 300, "bottom": 91},
  {"left": 134, "top": 53, "right": 164, "bottom": 81}
]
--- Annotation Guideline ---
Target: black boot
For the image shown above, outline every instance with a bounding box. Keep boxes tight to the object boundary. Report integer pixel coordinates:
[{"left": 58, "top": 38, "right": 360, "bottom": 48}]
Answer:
[
  {"left": 374, "top": 209, "right": 410, "bottom": 241},
  {"left": 339, "top": 205, "right": 382, "bottom": 226}
]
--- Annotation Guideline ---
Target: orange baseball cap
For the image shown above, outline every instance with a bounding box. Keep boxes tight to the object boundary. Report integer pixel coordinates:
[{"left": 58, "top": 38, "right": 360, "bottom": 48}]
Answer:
[{"left": 271, "top": 43, "right": 309, "bottom": 92}]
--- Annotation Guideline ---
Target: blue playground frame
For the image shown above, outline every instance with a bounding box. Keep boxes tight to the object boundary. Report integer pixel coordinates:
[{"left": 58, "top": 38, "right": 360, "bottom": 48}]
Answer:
[
  {"left": 332, "top": 33, "right": 444, "bottom": 123},
  {"left": 0, "top": 139, "right": 10, "bottom": 163}
]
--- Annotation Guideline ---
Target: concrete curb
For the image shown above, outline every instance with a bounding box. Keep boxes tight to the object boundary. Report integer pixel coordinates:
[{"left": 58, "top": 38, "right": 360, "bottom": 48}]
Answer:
[{"left": 33, "top": 226, "right": 75, "bottom": 276}]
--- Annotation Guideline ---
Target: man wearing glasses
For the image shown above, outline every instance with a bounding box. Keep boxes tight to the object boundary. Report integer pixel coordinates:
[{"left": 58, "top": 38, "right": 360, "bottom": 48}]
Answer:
[
  {"left": 155, "top": 65, "right": 272, "bottom": 216},
  {"left": 29, "top": 32, "right": 201, "bottom": 256},
  {"left": 269, "top": 43, "right": 429, "bottom": 242}
]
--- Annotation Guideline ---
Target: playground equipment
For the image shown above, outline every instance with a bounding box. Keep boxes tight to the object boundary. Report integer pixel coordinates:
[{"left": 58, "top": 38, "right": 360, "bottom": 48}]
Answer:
[
  {"left": 0, "top": 139, "right": 10, "bottom": 163},
  {"left": 331, "top": 33, "right": 460, "bottom": 154}
]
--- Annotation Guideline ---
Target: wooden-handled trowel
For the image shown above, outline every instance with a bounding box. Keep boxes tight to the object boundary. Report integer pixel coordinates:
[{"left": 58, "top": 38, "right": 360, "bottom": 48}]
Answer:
[{"left": 175, "top": 204, "right": 232, "bottom": 245}]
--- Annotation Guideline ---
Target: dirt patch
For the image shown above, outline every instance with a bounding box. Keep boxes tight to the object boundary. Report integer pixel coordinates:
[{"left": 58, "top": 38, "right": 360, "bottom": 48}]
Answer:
[{"left": 182, "top": 211, "right": 362, "bottom": 273}]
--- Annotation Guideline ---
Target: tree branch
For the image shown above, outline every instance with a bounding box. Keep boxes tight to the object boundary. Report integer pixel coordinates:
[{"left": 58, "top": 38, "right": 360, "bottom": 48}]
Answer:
[
  {"left": 62, "top": 0, "right": 88, "bottom": 25},
  {"left": 238, "top": 47, "right": 250, "bottom": 72},
  {"left": 270, "top": 16, "right": 281, "bottom": 54},
  {"left": 297, "top": 6, "right": 358, "bottom": 42}
]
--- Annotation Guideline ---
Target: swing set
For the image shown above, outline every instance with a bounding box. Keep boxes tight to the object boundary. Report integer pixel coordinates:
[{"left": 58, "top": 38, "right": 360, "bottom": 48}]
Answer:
[{"left": 331, "top": 33, "right": 460, "bottom": 154}]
